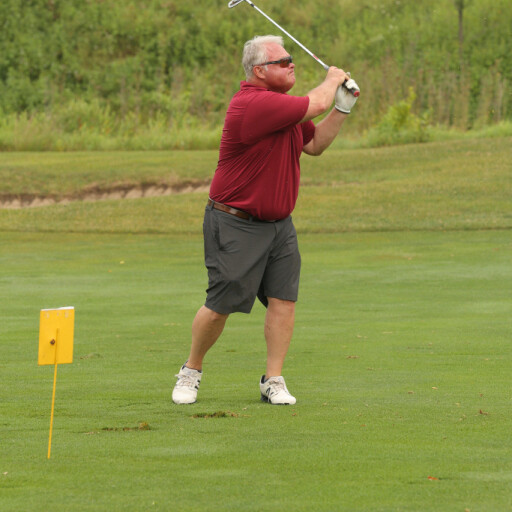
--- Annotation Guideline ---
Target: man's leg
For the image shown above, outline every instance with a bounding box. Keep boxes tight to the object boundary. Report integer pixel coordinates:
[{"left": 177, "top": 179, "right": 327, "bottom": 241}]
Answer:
[
  {"left": 264, "top": 297, "right": 295, "bottom": 378},
  {"left": 259, "top": 297, "right": 297, "bottom": 405},
  {"left": 173, "top": 305, "right": 228, "bottom": 404},
  {"left": 186, "top": 305, "right": 229, "bottom": 371}
]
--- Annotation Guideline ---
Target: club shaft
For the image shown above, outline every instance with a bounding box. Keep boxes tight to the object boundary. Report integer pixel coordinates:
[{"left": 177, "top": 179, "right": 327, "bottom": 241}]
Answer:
[
  {"left": 236, "top": 0, "right": 358, "bottom": 97},
  {"left": 245, "top": 0, "right": 329, "bottom": 71}
]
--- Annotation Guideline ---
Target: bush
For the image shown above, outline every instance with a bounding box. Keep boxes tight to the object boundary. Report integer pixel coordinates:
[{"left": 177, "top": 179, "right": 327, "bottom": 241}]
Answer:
[{"left": 365, "top": 89, "right": 431, "bottom": 146}]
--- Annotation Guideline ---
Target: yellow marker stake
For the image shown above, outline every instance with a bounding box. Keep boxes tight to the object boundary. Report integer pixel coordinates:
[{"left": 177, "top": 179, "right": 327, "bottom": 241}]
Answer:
[
  {"left": 47, "top": 329, "right": 59, "bottom": 459},
  {"left": 38, "top": 307, "right": 74, "bottom": 459}
]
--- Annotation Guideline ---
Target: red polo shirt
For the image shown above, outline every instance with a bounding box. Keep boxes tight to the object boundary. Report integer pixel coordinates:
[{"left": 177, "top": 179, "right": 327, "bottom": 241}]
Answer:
[{"left": 209, "top": 81, "right": 315, "bottom": 221}]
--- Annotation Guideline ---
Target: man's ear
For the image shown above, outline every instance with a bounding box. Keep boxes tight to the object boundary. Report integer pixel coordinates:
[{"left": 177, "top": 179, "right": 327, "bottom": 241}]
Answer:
[{"left": 252, "top": 65, "right": 266, "bottom": 80}]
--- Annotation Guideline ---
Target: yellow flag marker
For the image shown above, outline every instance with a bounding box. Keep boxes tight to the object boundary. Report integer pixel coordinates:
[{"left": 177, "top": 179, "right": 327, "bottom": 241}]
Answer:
[{"left": 38, "top": 306, "right": 75, "bottom": 459}]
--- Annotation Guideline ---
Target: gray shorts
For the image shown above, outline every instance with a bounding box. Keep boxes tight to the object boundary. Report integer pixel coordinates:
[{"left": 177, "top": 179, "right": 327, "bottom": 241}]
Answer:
[{"left": 203, "top": 204, "right": 301, "bottom": 314}]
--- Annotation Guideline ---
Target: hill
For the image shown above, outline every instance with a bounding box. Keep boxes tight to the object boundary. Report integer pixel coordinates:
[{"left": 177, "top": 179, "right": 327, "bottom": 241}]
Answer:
[{"left": 1, "top": 0, "right": 511, "bottom": 148}]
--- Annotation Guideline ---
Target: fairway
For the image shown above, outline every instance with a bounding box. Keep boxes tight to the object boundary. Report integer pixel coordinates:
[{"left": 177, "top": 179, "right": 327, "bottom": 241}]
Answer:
[
  {"left": 2, "top": 0, "right": 512, "bottom": 508},
  {"left": 1, "top": 229, "right": 511, "bottom": 511}
]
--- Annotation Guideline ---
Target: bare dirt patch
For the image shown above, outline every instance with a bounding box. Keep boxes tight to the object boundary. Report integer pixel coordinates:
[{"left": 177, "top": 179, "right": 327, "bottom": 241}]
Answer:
[{"left": 0, "top": 179, "right": 211, "bottom": 209}]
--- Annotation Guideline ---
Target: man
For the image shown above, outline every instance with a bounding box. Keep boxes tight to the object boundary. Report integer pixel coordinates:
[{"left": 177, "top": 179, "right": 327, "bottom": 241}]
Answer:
[{"left": 172, "top": 35, "right": 359, "bottom": 405}]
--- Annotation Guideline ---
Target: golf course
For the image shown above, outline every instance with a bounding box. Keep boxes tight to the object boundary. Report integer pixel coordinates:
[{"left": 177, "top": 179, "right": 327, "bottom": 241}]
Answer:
[
  {"left": 1, "top": 134, "right": 511, "bottom": 511},
  {"left": 1, "top": 0, "right": 512, "bottom": 509}
]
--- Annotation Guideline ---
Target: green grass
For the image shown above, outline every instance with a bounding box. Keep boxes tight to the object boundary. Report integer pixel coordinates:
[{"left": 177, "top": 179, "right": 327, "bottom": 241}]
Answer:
[
  {"left": 0, "top": 107, "right": 224, "bottom": 152},
  {"left": 1, "top": 230, "right": 511, "bottom": 511},
  {"left": 1, "top": 136, "right": 511, "bottom": 196},
  {"left": 1, "top": 136, "right": 511, "bottom": 510},
  {"left": 0, "top": 150, "right": 216, "bottom": 196},
  {"left": 1, "top": 136, "right": 511, "bottom": 233},
  {"left": 1, "top": 94, "right": 511, "bottom": 151}
]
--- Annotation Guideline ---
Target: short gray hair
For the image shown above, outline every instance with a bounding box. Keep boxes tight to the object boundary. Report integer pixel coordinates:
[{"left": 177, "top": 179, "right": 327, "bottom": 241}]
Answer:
[{"left": 242, "top": 35, "right": 284, "bottom": 80}]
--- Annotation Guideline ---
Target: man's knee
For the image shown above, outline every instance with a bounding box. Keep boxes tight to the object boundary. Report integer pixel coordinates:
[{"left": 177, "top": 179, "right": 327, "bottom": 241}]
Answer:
[
  {"left": 267, "top": 297, "right": 295, "bottom": 313},
  {"left": 202, "top": 305, "right": 230, "bottom": 323}
]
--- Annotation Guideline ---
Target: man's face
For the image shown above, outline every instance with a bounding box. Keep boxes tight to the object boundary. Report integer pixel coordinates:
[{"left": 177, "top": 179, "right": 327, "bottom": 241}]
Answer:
[{"left": 256, "top": 43, "right": 295, "bottom": 93}]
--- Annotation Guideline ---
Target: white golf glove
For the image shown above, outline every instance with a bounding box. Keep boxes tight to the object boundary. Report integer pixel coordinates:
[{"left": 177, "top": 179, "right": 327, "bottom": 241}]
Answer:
[{"left": 335, "top": 78, "right": 360, "bottom": 114}]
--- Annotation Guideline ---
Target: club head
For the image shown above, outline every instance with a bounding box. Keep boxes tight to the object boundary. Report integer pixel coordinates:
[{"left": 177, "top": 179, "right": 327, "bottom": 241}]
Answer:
[{"left": 228, "top": 0, "right": 245, "bottom": 8}]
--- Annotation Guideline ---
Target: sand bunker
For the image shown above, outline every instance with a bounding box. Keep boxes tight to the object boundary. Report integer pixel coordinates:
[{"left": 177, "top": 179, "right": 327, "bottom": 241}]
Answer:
[{"left": 0, "top": 180, "right": 211, "bottom": 209}]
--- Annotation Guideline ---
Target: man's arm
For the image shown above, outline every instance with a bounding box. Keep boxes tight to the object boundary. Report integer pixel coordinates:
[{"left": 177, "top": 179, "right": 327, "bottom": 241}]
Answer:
[
  {"left": 302, "top": 108, "right": 347, "bottom": 156},
  {"left": 303, "top": 77, "right": 360, "bottom": 156},
  {"left": 301, "top": 67, "right": 349, "bottom": 122}
]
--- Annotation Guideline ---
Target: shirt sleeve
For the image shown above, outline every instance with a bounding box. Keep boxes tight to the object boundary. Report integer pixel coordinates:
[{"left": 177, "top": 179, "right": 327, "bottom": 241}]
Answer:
[
  {"left": 301, "top": 120, "right": 315, "bottom": 146},
  {"left": 240, "top": 91, "right": 310, "bottom": 145}
]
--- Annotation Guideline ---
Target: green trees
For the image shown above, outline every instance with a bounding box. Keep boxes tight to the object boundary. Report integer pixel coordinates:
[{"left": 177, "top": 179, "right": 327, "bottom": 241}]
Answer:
[{"left": 0, "top": 0, "right": 510, "bottom": 144}]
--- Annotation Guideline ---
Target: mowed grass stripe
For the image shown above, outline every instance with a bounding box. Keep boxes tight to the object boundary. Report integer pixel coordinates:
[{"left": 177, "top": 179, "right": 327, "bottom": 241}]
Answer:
[{"left": 1, "top": 230, "right": 511, "bottom": 511}]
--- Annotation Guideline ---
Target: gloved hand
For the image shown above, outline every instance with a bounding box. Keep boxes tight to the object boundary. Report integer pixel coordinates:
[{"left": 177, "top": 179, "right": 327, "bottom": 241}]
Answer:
[{"left": 335, "top": 78, "right": 360, "bottom": 114}]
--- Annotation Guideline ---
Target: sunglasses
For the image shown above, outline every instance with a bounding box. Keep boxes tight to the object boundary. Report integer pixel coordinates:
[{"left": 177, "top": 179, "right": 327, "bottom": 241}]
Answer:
[{"left": 256, "top": 56, "right": 293, "bottom": 68}]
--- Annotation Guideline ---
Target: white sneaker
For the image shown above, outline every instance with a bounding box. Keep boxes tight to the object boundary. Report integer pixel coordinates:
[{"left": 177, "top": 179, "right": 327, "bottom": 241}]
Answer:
[
  {"left": 172, "top": 365, "right": 202, "bottom": 404},
  {"left": 260, "top": 375, "right": 296, "bottom": 405}
]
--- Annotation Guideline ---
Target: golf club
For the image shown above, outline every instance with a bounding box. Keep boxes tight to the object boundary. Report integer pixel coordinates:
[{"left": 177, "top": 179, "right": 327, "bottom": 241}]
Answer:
[{"left": 228, "top": 0, "right": 359, "bottom": 97}]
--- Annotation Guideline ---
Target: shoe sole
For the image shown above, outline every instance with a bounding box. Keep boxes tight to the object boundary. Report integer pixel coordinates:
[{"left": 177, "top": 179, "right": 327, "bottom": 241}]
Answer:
[
  {"left": 260, "top": 394, "right": 293, "bottom": 405},
  {"left": 172, "top": 394, "right": 197, "bottom": 405}
]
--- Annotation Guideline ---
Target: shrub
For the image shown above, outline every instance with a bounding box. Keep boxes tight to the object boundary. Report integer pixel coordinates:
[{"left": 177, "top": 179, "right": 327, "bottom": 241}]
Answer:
[{"left": 366, "top": 89, "right": 431, "bottom": 146}]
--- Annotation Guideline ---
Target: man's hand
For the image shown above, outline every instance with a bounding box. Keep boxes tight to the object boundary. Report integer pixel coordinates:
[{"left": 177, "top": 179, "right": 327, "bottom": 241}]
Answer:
[
  {"left": 302, "top": 67, "right": 353, "bottom": 122},
  {"left": 335, "top": 78, "right": 360, "bottom": 114},
  {"left": 325, "top": 66, "right": 350, "bottom": 85}
]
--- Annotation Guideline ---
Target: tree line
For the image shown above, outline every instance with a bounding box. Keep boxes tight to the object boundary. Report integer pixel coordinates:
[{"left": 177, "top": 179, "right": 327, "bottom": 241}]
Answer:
[{"left": 1, "top": 0, "right": 510, "bottom": 135}]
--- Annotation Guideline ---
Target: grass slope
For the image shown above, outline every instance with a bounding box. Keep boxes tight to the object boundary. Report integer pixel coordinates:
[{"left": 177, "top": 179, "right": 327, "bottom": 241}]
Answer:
[{"left": 0, "top": 137, "right": 511, "bottom": 233}]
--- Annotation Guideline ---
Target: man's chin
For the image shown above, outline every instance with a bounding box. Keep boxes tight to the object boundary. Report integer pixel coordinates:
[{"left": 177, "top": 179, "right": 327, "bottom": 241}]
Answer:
[{"left": 281, "top": 78, "right": 296, "bottom": 93}]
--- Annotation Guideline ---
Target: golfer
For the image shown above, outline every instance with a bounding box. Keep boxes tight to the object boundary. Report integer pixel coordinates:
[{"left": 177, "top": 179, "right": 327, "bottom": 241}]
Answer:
[{"left": 173, "top": 35, "right": 359, "bottom": 405}]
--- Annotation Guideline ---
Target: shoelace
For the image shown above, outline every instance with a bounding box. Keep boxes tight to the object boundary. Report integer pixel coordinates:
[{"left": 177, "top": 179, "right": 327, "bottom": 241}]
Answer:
[
  {"left": 266, "top": 378, "right": 286, "bottom": 395},
  {"left": 175, "top": 373, "right": 200, "bottom": 388}
]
